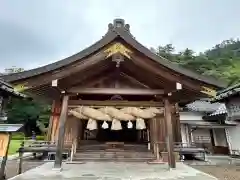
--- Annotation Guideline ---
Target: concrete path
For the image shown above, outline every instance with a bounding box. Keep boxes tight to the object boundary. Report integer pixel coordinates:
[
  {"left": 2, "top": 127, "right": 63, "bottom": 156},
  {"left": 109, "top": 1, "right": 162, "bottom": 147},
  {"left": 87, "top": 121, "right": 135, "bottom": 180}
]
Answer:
[
  {"left": 9, "top": 162, "right": 217, "bottom": 180},
  {"left": 0, "top": 153, "right": 33, "bottom": 162}
]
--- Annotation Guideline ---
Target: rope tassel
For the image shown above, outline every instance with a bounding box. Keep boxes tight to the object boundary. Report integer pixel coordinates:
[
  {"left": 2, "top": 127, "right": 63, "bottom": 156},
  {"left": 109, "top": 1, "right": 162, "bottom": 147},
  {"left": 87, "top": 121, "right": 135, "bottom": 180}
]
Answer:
[
  {"left": 111, "top": 119, "right": 122, "bottom": 130},
  {"left": 102, "top": 121, "right": 109, "bottom": 129},
  {"left": 136, "top": 118, "right": 146, "bottom": 130},
  {"left": 87, "top": 118, "right": 98, "bottom": 130},
  {"left": 127, "top": 121, "right": 133, "bottom": 129}
]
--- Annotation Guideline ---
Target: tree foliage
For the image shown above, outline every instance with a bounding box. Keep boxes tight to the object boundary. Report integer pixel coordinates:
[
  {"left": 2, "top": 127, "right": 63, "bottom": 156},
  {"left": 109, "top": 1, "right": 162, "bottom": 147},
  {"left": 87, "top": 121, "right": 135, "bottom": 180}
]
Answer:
[
  {"left": 153, "top": 39, "right": 240, "bottom": 86},
  {"left": 2, "top": 68, "right": 51, "bottom": 136},
  {"left": 6, "top": 98, "right": 51, "bottom": 136}
]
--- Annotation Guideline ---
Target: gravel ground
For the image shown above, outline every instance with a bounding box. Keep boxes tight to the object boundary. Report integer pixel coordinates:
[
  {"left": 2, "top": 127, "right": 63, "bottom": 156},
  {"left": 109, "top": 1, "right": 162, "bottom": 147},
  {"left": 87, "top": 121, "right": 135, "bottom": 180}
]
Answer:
[
  {"left": 5, "top": 160, "right": 240, "bottom": 180},
  {"left": 5, "top": 160, "right": 45, "bottom": 179},
  {"left": 191, "top": 165, "right": 240, "bottom": 180}
]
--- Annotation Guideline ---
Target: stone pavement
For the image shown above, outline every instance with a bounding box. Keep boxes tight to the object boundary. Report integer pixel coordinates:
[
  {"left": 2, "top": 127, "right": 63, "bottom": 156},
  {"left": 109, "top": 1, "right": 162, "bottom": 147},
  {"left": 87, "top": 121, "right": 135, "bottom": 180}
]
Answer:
[{"left": 9, "top": 162, "right": 217, "bottom": 180}]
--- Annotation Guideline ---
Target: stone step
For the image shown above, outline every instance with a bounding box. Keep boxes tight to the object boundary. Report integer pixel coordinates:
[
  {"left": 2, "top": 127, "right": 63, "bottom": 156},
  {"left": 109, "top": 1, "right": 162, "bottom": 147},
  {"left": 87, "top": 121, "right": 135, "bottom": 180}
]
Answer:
[
  {"left": 78, "top": 146, "right": 147, "bottom": 150},
  {"left": 72, "top": 157, "right": 154, "bottom": 162},
  {"left": 73, "top": 151, "right": 155, "bottom": 161},
  {"left": 76, "top": 149, "right": 149, "bottom": 153},
  {"left": 74, "top": 154, "right": 154, "bottom": 159}
]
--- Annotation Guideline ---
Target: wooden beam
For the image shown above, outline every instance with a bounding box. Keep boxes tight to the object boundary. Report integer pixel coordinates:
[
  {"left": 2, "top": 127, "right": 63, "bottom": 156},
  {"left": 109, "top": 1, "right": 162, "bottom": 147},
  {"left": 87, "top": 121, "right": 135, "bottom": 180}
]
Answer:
[
  {"left": 68, "top": 100, "right": 163, "bottom": 107},
  {"left": 164, "top": 97, "right": 176, "bottom": 169},
  {"left": 120, "top": 72, "right": 149, "bottom": 89},
  {"left": 54, "top": 95, "right": 69, "bottom": 169},
  {"left": 68, "top": 88, "right": 164, "bottom": 95}
]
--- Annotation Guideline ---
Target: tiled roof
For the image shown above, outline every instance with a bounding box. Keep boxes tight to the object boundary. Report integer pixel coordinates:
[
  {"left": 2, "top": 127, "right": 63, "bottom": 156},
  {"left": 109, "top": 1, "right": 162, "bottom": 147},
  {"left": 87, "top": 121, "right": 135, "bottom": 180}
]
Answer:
[
  {"left": 0, "top": 78, "right": 26, "bottom": 97},
  {"left": 213, "top": 83, "right": 240, "bottom": 102},
  {"left": 186, "top": 99, "right": 221, "bottom": 113},
  {"left": 209, "top": 104, "right": 227, "bottom": 116}
]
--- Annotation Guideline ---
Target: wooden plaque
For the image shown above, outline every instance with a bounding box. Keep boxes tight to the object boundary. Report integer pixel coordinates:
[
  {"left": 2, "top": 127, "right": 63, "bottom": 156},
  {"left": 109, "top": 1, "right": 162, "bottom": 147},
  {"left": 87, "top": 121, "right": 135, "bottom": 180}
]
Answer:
[{"left": 0, "top": 133, "right": 10, "bottom": 157}]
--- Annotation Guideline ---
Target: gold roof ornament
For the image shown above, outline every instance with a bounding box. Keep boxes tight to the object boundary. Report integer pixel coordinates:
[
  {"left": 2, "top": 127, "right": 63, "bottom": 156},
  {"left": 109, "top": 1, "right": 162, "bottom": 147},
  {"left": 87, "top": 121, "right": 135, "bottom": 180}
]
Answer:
[
  {"left": 104, "top": 42, "right": 132, "bottom": 59},
  {"left": 13, "top": 84, "right": 30, "bottom": 92},
  {"left": 200, "top": 86, "right": 216, "bottom": 97}
]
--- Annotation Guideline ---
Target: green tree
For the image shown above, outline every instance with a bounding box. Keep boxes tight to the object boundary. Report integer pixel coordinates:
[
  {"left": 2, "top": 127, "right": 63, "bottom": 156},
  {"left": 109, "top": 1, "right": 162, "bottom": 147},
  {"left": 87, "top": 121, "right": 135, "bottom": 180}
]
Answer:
[
  {"left": 153, "top": 38, "right": 240, "bottom": 86},
  {"left": 2, "top": 66, "right": 51, "bottom": 136},
  {"left": 6, "top": 98, "right": 50, "bottom": 136}
]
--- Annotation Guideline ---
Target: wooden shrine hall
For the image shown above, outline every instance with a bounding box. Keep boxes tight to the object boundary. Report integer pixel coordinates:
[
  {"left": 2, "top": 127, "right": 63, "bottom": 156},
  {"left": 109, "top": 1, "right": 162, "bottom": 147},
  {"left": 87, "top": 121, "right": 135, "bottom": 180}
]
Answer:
[{"left": 1, "top": 19, "right": 226, "bottom": 169}]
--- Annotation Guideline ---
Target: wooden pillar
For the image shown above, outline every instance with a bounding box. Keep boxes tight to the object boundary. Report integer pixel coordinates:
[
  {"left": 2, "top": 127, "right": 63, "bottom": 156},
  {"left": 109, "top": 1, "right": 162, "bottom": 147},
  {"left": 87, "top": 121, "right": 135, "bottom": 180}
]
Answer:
[
  {"left": 174, "top": 103, "right": 182, "bottom": 143},
  {"left": 77, "top": 120, "right": 83, "bottom": 148},
  {"left": 164, "top": 98, "right": 176, "bottom": 169},
  {"left": 149, "top": 118, "right": 154, "bottom": 151},
  {"left": 156, "top": 113, "right": 166, "bottom": 152},
  {"left": 152, "top": 117, "right": 158, "bottom": 157},
  {"left": 47, "top": 101, "right": 56, "bottom": 141},
  {"left": 0, "top": 133, "right": 11, "bottom": 180},
  {"left": 49, "top": 101, "right": 61, "bottom": 142},
  {"left": 54, "top": 95, "right": 69, "bottom": 169}
]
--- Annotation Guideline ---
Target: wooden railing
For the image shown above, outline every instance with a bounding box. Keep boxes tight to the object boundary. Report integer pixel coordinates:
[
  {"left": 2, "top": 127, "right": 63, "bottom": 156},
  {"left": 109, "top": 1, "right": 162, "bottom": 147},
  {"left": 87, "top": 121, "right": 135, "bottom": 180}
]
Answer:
[
  {"left": 151, "top": 141, "right": 207, "bottom": 162},
  {"left": 17, "top": 140, "right": 72, "bottom": 174}
]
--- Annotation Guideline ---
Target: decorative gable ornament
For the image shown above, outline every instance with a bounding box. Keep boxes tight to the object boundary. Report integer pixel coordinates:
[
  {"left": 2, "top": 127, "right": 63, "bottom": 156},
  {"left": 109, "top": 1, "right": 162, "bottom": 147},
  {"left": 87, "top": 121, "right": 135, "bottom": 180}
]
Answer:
[
  {"left": 200, "top": 86, "right": 216, "bottom": 97},
  {"left": 14, "top": 84, "right": 30, "bottom": 92},
  {"left": 104, "top": 43, "right": 132, "bottom": 59}
]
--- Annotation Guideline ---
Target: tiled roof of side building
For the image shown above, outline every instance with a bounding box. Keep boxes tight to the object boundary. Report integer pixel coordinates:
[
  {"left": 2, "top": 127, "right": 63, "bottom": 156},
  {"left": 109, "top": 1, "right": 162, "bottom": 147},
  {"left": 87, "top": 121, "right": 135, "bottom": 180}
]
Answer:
[
  {"left": 1, "top": 19, "right": 227, "bottom": 88},
  {"left": 0, "top": 78, "right": 26, "bottom": 98},
  {"left": 186, "top": 99, "right": 222, "bottom": 113},
  {"left": 213, "top": 83, "right": 240, "bottom": 102}
]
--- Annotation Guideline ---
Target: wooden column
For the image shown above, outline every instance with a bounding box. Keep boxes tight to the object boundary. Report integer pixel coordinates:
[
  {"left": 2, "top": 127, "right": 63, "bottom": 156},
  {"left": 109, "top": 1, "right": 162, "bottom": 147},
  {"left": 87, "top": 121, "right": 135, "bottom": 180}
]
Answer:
[
  {"left": 156, "top": 113, "right": 166, "bottom": 152},
  {"left": 49, "top": 101, "right": 61, "bottom": 142},
  {"left": 149, "top": 118, "right": 156, "bottom": 152},
  {"left": 77, "top": 120, "right": 83, "bottom": 148},
  {"left": 54, "top": 95, "right": 69, "bottom": 169},
  {"left": 149, "top": 118, "right": 153, "bottom": 151},
  {"left": 174, "top": 103, "right": 182, "bottom": 143},
  {"left": 152, "top": 117, "right": 158, "bottom": 157},
  {"left": 47, "top": 101, "right": 57, "bottom": 141},
  {"left": 164, "top": 98, "right": 176, "bottom": 168}
]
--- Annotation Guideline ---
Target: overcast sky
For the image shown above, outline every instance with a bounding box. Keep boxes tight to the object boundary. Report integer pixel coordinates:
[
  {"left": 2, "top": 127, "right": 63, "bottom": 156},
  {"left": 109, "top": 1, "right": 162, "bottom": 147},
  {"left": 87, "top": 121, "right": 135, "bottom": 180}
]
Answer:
[{"left": 0, "top": 0, "right": 239, "bottom": 71}]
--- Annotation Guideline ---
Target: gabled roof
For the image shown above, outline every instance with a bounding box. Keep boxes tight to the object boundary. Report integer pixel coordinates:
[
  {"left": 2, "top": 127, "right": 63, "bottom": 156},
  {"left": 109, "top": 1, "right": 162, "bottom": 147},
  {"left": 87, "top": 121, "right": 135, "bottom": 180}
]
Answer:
[
  {"left": 0, "top": 78, "right": 26, "bottom": 97},
  {"left": 212, "top": 83, "right": 240, "bottom": 102},
  {"left": 185, "top": 99, "right": 222, "bottom": 113},
  {"left": 1, "top": 19, "right": 226, "bottom": 88}
]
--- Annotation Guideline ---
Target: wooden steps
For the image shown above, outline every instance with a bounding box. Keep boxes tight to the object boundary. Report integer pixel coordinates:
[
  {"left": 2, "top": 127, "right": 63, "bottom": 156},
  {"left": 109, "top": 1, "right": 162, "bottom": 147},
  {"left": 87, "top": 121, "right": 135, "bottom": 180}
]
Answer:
[{"left": 74, "top": 143, "right": 154, "bottom": 162}]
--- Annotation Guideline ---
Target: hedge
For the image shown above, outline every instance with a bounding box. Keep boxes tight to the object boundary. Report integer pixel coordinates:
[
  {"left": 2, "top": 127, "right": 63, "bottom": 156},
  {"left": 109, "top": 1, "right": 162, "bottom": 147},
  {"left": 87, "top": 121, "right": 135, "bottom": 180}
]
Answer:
[{"left": 11, "top": 132, "right": 45, "bottom": 140}]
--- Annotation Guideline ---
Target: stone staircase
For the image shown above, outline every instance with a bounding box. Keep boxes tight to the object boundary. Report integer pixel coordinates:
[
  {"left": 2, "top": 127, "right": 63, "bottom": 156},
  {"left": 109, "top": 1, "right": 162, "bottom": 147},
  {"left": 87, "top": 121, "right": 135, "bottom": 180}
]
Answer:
[{"left": 73, "top": 143, "right": 154, "bottom": 162}]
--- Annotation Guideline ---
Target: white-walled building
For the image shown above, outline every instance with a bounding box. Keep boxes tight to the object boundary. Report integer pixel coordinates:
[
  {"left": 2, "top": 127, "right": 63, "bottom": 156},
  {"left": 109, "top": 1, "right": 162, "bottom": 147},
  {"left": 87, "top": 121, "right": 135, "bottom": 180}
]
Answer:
[
  {"left": 212, "top": 83, "right": 240, "bottom": 156},
  {"left": 180, "top": 99, "right": 238, "bottom": 155}
]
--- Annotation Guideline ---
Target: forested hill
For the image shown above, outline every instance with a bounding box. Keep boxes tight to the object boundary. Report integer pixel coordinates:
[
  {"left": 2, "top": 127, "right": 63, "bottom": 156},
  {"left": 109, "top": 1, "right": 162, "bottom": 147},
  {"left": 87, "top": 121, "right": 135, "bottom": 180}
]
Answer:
[{"left": 152, "top": 39, "right": 240, "bottom": 86}]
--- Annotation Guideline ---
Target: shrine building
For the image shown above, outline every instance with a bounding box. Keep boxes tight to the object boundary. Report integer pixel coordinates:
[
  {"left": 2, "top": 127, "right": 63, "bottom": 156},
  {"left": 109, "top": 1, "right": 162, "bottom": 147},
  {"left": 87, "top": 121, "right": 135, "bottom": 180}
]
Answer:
[{"left": 1, "top": 19, "right": 226, "bottom": 169}]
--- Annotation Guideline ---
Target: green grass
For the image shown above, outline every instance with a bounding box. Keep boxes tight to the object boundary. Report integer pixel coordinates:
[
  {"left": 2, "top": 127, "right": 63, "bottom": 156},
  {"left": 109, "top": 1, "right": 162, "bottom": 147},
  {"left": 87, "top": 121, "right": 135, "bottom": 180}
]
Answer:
[{"left": 8, "top": 140, "right": 22, "bottom": 155}]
